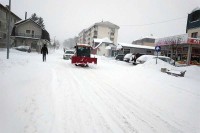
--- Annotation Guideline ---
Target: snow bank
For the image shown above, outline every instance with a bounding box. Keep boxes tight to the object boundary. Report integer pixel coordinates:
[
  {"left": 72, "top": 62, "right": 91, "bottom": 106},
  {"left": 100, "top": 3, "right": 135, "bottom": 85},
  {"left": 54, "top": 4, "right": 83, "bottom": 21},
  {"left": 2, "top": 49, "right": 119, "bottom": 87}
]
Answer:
[{"left": 141, "top": 58, "right": 174, "bottom": 70}]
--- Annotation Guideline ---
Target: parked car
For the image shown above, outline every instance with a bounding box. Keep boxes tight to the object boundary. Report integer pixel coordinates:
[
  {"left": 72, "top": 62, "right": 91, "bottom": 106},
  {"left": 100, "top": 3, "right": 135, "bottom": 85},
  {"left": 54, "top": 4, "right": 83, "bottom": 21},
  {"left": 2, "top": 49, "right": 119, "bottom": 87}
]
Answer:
[
  {"left": 63, "top": 50, "right": 75, "bottom": 60},
  {"left": 136, "top": 55, "right": 154, "bottom": 64},
  {"left": 123, "top": 53, "right": 133, "bottom": 62},
  {"left": 15, "top": 46, "right": 31, "bottom": 53},
  {"left": 115, "top": 54, "right": 125, "bottom": 61},
  {"left": 137, "top": 55, "right": 177, "bottom": 65}
]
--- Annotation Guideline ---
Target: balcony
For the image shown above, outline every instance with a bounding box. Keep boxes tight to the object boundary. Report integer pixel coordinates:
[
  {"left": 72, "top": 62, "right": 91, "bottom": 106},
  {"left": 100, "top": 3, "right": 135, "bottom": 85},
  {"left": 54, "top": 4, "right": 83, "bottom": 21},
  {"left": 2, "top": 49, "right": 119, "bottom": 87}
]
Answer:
[{"left": 15, "top": 33, "right": 41, "bottom": 39}]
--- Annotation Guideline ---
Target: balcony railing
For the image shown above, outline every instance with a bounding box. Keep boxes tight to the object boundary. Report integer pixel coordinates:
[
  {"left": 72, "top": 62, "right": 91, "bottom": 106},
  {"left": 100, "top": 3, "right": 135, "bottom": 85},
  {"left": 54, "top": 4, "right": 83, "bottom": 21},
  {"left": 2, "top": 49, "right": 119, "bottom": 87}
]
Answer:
[{"left": 15, "top": 33, "right": 41, "bottom": 39}]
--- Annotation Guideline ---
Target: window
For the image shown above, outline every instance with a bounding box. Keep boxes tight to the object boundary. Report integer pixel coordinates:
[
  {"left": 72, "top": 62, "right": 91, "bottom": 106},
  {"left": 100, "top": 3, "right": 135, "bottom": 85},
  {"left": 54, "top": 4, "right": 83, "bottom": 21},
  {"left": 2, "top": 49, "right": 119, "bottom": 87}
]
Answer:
[
  {"left": 183, "top": 47, "right": 188, "bottom": 52},
  {"left": 124, "top": 49, "right": 130, "bottom": 54},
  {"left": 94, "top": 31, "right": 98, "bottom": 35},
  {"left": 146, "top": 50, "right": 152, "bottom": 54},
  {"left": 110, "top": 38, "right": 114, "bottom": 41},
  {"left": 191, "top": 12, "right": 200, "bottom": 22},
  {"left": 32, "top": 30, "right": 34, "bottom": 37},
  {"left": 3, "top": 33, "right": 6, "bottom": 39},
  {"left": 191, "top": 32, "right": 198, "bottom": 38},
  {"left": 26, "top": 30, "right": 31, "bottom": 34}
]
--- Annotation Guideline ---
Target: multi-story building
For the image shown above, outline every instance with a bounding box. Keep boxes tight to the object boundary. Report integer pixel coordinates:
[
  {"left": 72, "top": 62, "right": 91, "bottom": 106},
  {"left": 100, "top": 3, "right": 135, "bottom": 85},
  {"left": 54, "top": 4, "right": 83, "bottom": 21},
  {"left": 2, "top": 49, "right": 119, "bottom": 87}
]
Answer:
[
  {"left": 132, "top": 37, "right": 155, "bottom": 47},
  {"left": 0, "top": 3, "right": 21, "bottom": 48},
  {"left": 186, "top": 6, "right": 200, "bottom": 38},
  {"left": 155, "top": 6, "right": 200, "bottom": 65},
  {"left": 78, "top": 21, "right": 120, "bottom": 46},
  {"left": 78, "top": 29, "right": 86, "bottom": 44}
]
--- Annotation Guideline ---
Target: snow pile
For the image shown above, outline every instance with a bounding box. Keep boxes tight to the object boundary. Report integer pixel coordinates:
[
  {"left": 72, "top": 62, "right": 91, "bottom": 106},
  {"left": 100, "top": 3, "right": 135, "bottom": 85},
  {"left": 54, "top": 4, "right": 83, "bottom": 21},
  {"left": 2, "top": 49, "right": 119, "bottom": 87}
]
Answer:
[{"left": 141, "top": 58, "right": 174, "bottom": 70}]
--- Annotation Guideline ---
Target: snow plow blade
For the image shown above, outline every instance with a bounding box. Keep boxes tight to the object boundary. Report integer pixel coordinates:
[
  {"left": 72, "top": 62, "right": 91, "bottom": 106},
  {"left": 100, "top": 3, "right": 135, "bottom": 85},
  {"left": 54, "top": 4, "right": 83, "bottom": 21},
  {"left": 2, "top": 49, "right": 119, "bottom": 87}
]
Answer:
[{"left": 71, "top": 56, "right": 97, "bottom": 65}]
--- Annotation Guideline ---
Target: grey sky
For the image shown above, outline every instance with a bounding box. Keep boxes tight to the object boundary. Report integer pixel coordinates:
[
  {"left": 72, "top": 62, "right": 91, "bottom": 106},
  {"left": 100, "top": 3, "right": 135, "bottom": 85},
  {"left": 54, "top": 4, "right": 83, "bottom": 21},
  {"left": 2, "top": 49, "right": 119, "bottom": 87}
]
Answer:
[{"left": 1, "top": 0, "right": 200, "bottom": 43}]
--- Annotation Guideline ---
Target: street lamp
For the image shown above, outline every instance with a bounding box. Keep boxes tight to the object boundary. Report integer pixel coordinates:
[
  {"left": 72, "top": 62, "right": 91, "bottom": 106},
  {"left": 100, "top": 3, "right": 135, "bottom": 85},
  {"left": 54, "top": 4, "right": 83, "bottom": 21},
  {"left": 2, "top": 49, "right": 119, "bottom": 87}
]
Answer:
[{"left": 6, "top": 0, "right": 11, "bottom": 59}]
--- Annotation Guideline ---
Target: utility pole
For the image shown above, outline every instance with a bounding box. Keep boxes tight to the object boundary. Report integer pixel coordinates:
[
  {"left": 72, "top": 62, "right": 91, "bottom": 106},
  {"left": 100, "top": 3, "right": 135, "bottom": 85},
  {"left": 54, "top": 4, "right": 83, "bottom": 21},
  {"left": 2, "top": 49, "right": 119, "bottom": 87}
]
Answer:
[{"left": 6, "top": 0, "right": 11, "bottom": 59}]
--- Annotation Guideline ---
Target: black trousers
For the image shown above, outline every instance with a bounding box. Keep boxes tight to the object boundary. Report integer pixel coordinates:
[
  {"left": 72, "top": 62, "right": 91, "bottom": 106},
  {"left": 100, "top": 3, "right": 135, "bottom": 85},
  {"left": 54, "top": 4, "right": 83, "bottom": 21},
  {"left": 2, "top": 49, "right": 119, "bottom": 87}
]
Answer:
[{"left": 43, "top": 54, "right": 46, "bottom": 62}]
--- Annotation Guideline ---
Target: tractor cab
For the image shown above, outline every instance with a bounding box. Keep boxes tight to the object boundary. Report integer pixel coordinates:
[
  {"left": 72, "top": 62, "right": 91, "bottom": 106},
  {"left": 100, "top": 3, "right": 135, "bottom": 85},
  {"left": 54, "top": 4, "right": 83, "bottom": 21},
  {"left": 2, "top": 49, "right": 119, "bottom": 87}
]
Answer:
[{"left": 71, "top": 44, "right": 97, "bottom": 66}]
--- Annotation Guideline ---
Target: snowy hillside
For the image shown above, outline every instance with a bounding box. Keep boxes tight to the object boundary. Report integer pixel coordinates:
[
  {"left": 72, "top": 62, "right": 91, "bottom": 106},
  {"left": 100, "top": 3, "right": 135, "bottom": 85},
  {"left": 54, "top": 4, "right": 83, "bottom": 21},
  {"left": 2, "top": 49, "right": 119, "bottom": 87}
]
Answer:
[{"left": 0, "top": 49, "right": 200, "bottom": 133}]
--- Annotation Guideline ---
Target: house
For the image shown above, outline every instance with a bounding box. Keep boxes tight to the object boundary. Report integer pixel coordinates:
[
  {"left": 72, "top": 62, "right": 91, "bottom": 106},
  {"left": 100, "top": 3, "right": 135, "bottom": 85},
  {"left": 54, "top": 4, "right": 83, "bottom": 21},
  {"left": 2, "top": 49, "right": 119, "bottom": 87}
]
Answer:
[
  {"left": 0, "top": 3, "right": 21, "bottom": 48},
  {"left": 92, "top": 37, "right": 116, "bottom": 57},
  {"left": 78, "top": 21, "right": 120, "bottom": 45},
  {"left": 117, "top": 43, "right": 155, "bottom": 55},
  {"left": 11, "top": 18, "right": 50, "bottom": 52}
]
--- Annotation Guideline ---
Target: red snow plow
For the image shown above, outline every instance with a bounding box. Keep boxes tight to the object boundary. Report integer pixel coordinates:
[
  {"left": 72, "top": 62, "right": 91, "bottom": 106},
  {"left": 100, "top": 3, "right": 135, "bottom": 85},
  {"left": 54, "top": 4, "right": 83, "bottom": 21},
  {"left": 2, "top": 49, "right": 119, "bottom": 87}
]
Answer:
[{"left": 71, "top": 44, "right": 97, "bottom": 66}]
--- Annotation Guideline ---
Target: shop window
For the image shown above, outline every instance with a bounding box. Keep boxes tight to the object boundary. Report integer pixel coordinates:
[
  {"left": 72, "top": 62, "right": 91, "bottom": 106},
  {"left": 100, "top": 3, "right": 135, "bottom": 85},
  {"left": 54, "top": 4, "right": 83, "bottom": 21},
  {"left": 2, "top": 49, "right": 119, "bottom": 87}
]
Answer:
[
  {"left": 191, "top": 32, "right": 198, "bottom": 38},
  {"left": 146, "top": 50, "right": 152, "bottom": 54},
  {"left": 183, "top": 47, "right": 188, "bottom": 52},
  {"left": 124, "top": 49, "right": 130, "bottom": 54}
]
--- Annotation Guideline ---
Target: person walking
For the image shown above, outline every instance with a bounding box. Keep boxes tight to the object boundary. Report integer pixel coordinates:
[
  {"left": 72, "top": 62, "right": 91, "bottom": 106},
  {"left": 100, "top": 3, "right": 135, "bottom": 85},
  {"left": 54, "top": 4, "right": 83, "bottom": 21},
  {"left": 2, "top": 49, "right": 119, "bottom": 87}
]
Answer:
[{"left": 41, "top": 44, "right": 48, "bottom": 62}]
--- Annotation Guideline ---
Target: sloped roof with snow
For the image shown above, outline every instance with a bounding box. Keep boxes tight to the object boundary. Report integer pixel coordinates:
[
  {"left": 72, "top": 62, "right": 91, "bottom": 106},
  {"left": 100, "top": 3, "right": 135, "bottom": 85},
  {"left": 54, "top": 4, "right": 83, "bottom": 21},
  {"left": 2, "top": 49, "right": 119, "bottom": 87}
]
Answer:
[
  {"left": 94, "top": 38, "right": 113, "bottom": 43},
  {"left": 15, "top": 18, "right": 45, "bottom": 30},
  {"left": 118, "top": 43, "right": 154, "bottom": 50},
  {"left": 95, "top": 21, "right": 120, "bottom": 29},
  {"left": 93, "top": 38, "right": 114, "bottom": 49},
  {"left": 191, "top": 6, "right": 200, "bottom": 13}
]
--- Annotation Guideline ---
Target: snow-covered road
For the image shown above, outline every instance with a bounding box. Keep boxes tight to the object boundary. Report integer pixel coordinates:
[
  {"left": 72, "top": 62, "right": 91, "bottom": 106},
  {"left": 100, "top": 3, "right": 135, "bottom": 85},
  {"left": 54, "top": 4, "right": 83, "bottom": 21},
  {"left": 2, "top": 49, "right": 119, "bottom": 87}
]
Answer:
[{"left": 0, "top": 49, "right": 200, "bottom": 133}]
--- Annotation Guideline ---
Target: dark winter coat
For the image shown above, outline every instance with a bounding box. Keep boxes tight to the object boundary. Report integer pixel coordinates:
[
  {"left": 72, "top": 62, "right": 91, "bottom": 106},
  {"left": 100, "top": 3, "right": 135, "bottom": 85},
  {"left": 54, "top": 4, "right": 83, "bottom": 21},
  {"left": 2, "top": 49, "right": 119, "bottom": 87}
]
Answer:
[{"left": 41, "top": 46, "right": 48, "bottom": 55}]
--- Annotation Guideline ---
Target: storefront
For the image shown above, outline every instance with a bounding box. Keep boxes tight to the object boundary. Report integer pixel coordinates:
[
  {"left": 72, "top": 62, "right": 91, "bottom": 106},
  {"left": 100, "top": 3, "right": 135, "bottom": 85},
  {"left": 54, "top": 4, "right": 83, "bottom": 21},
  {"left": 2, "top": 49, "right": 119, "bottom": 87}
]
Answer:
[{"left": 155, "top": 34, "right": 200, "bottom": 65}]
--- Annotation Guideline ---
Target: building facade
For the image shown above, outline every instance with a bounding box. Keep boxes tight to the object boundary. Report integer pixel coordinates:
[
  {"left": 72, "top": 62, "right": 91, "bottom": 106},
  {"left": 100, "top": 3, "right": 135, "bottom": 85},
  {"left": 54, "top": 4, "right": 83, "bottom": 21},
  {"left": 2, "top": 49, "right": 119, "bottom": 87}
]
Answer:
[
  {"left": 11, "top": 19, "right": 50, "bottom": 52},
  {"left": 78, "top": 21, "right": 120, "bottom": 45},
  {"left": 186, "top": 6, "right": 200, "bottom": 38},
  {"left": 155, "top": 6, "right": 200, "bottom": 65},
  {"left": 117, "top": 43, "right": 155, "bottom": 55},
  {"left": 92, "top": 38, "right": 116, "bottom": 57},
  {"left": 0, "top": 3, "right": 21, "bottom": 48}
]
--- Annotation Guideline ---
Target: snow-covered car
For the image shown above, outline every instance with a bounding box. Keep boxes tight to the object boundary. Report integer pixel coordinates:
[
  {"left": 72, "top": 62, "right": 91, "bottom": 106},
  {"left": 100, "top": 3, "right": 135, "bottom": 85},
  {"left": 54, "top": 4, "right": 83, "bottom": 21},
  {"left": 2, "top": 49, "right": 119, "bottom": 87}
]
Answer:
[
  {"left": 63, "top": 50, "right": 75, "bottom": 60},
  {"left": 136, "top": 55, "right": 155, "bottom": 64},
  {"left": 115, "top": 54, "right": 125, "bottom": 61},
  {"left": 137, "top": 55, "right": 176, "bottom": 65},
  {"left": 15, "top": 46, "right": 31, "bottom": 53},
  {"left": 123, "top": 53, "right": 133, "bottom": 62}
]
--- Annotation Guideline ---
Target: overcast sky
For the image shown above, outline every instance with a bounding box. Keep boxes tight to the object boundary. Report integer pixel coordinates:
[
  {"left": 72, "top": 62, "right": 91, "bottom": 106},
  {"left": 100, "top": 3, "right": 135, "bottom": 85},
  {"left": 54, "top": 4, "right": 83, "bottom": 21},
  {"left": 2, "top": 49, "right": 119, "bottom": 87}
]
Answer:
[{"left": 1, "top": 0, "right": 200, "bottom": 44}]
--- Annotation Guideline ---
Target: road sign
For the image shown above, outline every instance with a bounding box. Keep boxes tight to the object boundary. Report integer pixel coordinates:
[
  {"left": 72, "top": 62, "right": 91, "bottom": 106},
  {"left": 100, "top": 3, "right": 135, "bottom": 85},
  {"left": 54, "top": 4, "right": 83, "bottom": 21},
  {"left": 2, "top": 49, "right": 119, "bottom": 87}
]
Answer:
[{"left": 155, "top": 46, "right": 161, "bottom": 52}]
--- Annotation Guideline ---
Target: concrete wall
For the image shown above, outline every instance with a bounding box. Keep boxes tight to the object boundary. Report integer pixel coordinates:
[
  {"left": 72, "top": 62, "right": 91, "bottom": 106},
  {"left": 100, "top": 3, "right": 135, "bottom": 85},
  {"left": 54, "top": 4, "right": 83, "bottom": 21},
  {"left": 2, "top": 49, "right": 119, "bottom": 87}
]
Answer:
[
  {"left": 16, "top": 21, "right": 42, "bottom": 38},
  {"left": 96, "top": 42, "right": 108, "bottom": 56},
  {"left": 187, "top": 27, "right": 200, "bottom": 38},
  {"left": 0, "top": 6, "right": 21, "bottom": 47},
  {"left": 121, "top": 47, "right": 154, "bottom": 55}
]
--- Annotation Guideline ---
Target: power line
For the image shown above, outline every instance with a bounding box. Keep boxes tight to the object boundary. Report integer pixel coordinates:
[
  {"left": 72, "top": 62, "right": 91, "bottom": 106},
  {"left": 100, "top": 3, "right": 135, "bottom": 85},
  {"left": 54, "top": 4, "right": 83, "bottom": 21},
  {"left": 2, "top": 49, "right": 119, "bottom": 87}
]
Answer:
[{"left": 120, "top": 16, "right": 187, "bottom": 27}]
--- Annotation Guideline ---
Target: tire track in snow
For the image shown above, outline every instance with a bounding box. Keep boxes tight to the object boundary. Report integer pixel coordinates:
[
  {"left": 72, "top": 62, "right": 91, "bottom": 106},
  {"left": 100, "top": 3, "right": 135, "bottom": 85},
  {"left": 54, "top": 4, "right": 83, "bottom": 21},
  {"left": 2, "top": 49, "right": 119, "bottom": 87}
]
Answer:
[
  {"left": 77, "top": 68, "right": 183, "bottom": 133},
  {"left": 67, "top": 68, "right": 139, "bottom": 133}
]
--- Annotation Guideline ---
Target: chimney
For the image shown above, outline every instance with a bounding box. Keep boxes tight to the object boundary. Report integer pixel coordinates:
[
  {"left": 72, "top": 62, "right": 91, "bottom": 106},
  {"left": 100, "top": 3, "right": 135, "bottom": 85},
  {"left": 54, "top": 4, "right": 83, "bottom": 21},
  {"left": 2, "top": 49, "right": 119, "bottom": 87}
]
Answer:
[{"left": 25, "top": 12, "right": 27, "bottom": 20}]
